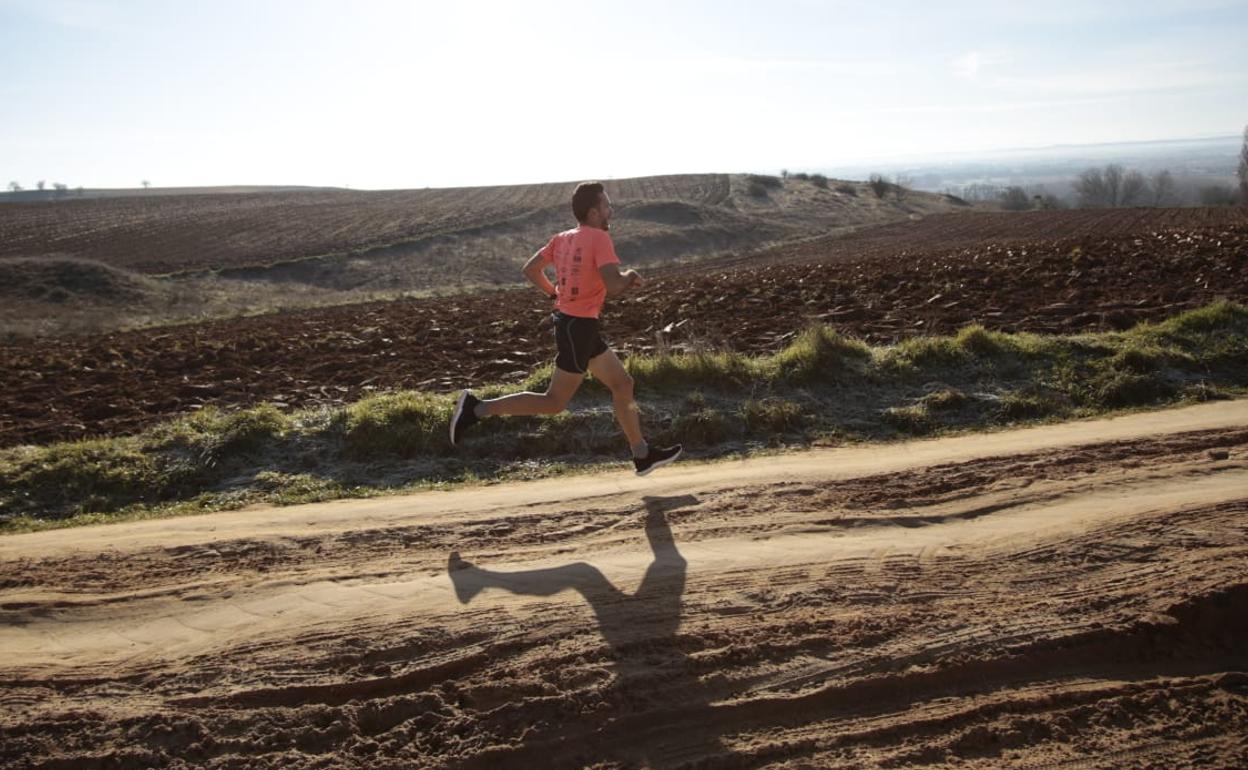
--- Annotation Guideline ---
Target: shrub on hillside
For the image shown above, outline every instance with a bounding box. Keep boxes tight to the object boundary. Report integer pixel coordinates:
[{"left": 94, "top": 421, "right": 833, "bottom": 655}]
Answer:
[
  {"left": 746, "top": 174, "right": 783, "bottom": 197},
  {"left": 868, "top": 174, "right": 890, "bottom": 198}
]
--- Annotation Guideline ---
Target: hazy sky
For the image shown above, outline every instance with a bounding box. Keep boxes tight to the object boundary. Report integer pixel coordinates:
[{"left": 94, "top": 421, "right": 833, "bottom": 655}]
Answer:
[{"left": 2, "top": 0, "right": 1246, "bottom": 189}]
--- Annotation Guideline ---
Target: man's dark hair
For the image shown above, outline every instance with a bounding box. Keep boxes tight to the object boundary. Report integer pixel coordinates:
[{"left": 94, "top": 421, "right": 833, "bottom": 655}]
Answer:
[{"left": 572, "top": 181, "right": 605, "bottom": 223}]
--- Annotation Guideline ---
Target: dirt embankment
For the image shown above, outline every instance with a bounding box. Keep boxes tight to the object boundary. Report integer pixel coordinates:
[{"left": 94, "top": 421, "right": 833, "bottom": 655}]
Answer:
[
  {"left": 1, "top": 207, "right": 1245, "bottom": 448},
  {"left": 2, "top": 401, "right": 1246, "bottom": 768}
]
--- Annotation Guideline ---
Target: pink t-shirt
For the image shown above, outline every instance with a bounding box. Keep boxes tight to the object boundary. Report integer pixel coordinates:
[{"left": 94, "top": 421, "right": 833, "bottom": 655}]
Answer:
[{"left": 538, "top": 225, "right": 621, "bottom": 319}]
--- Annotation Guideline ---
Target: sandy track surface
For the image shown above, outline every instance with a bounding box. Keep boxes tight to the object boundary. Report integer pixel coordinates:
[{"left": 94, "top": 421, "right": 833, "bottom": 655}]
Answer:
[{"left": 3, "top": 401, "right": 1247, "bottom": 769}]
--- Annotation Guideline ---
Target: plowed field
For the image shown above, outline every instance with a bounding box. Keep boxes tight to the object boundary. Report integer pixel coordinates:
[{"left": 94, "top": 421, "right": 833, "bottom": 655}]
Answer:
[
  {"left": 2, "top": 401, "right": 1245, "bottom": 768},
  {"left": 0, "top": 176, "right": 732, "bottom": 274},
  {"left": 684, "top": 205, "right": 1248, "bottom": 270},
  {"left": 2, "top": 207, "right": 1245, "bottom": 448}
]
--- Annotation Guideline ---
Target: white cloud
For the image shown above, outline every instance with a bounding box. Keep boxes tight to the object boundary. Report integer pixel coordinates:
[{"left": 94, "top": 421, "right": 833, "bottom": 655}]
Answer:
[
  {"left": 950, "top": 51, "right": 1010, "bottom": 82},
  {"left": 951, "top": 51, "right": 983, "bottom": 80}
]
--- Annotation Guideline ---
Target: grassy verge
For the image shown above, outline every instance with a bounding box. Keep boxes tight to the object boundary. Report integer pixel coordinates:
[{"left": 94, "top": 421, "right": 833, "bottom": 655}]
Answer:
[{"left": 3, "top": 302, "right": 1246, "bottom": 534}]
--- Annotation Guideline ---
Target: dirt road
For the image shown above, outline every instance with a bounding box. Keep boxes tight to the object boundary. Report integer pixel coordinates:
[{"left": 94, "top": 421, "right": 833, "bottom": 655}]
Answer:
[{"left": 3, "top": 401, "right": 1247, "bottom": 769}]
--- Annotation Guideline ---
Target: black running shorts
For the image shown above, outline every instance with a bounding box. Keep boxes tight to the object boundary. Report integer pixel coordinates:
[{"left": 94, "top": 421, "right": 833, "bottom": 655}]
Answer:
[{"left": 552, "top": 311, "right": 609, "bottom": 374}]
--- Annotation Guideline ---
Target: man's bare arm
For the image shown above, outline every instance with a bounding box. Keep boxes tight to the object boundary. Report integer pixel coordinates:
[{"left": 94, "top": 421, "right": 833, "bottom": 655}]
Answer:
[
  {"left": 599, "top": 263, "right": 643, "bottom": 296},
  {"left": 522, "top": 250, "right": 557, "bottom": 298}
]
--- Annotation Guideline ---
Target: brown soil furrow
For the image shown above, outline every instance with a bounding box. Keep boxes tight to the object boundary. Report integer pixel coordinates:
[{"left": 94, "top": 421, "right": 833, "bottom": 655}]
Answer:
[{"left": 727, "top": 679, "right": 1244, "bottom": 770}]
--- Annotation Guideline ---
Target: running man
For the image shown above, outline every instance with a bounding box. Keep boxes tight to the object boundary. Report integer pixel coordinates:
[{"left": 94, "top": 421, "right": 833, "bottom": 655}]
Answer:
[{"left": 450, "top": 181, "right": 682, "bottom": 476}]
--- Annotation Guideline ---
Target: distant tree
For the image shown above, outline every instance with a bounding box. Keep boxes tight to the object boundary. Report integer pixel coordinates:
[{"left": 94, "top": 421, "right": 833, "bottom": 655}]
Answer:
[
  {"left": 810, "top": 173, "right": 829, "bottom": 189},
  {"left": 1038, "top": 194, "right": 1066, "bottom": 210},
  {"left": 893, "top": 174, "right": 912, "bottom": 200},
  {"left": 53, "top": 182, "right": 68, "bottom": 198},
  {"left": 75, "top": 186, "right": 85, "bottom": 196},
  {"left": 868, "top": 173, "right": 890, "bottom": 198},
  {"left": 780, "top": 169, "right": 789, "bottom": 180},
  {"left": 957, "top": 183, "right": 1003, "bottom": 202},
  {"left": 1103, "top": 164, "right": 1125, "bottom": 205},
  {"left": 1239, "top": 124, "right": 1248, "bottom": 205},
  {"left": 1075, "top": 164, "right": 1149, "bottom": 207},
  {"left": 1199, "top": 184, "right": 1239, "bottom": 206},
  {"left": 1076, "top": 163, "right": 1143, "bottom": 207},
  {"left": 1150, "top": 169, "right": 1177, "bottom": 206},
  {"left": 999, "top": 186, "right": 1032, "bottom": 211},
  {"left": 1120, "top": 169, "right": 1148, "bottom": 205},
  {"left": 36, "top": 179, "right": 46, "bottom": 191},
  {"left": 142, "top": 179, "right": 151, "bottom": 190},
  {"left": 1075, "top": 168, "right": 1107, "bottom": 207},
  {"left": 7, "top": 181, "right": 20, "bottom": 192}
]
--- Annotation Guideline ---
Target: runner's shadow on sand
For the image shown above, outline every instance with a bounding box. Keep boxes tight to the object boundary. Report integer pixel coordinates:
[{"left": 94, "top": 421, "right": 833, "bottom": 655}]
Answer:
[{"left": 447, "top": 494, "right": 725, "bottom": 768}]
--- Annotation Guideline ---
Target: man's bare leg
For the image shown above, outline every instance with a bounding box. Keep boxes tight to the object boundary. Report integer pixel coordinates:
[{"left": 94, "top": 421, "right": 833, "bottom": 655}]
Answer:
[
  {"left": 587, "top": 349, "right": 644, "bottom": 450},
  {"left": 478, "top": 367, "right": 584, "bottom": 417}
]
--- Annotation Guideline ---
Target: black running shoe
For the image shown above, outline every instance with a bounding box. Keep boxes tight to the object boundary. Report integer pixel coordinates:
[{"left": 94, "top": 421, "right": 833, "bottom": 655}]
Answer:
[
  {"left": 450, "top": 390, "right": 481, "bottom": 446},
  {"left": 633, "top": 444, "right": 683, "bottom": 476}
]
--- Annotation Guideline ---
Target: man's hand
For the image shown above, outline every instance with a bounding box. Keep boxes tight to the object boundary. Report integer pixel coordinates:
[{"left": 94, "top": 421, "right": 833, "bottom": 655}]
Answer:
[{"left": 600, "top": 264, "right": 643, "bottom": 295}]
